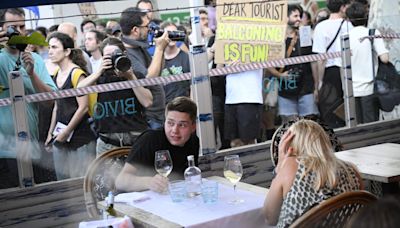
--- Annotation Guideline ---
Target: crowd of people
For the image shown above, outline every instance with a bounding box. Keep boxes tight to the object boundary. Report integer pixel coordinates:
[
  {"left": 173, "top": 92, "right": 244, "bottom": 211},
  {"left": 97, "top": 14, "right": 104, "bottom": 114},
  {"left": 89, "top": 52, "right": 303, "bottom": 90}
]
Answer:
[{"left": 0, "top": 0, "right": 391, "bottom": 190}]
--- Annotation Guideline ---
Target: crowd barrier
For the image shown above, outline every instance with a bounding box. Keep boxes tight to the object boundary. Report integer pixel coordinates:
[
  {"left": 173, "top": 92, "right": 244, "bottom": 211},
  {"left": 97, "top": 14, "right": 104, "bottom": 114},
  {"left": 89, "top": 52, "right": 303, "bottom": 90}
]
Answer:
[{"left": 0, "top": 51, "right": 342, "bottom": 107}]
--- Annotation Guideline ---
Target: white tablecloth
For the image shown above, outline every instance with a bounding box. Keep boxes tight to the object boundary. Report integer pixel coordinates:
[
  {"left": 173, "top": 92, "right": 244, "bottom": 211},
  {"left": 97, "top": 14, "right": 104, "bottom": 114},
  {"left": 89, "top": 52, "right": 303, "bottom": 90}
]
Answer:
[{"left": 124, "top": 182, "right": 268, "bottom": 227}]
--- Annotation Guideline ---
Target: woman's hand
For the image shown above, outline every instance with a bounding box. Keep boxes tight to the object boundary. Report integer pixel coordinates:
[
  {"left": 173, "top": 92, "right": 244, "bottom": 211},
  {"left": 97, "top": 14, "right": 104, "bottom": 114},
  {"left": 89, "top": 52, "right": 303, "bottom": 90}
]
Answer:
[
  {"left": 55, "top": 130, "right": 70, "bottom": 143},
  {"left": 277, "top": 130, "right": 295, "bottom": 173},
  {"left": 99, "top": 55, "right": 113, "bottom": 74}
]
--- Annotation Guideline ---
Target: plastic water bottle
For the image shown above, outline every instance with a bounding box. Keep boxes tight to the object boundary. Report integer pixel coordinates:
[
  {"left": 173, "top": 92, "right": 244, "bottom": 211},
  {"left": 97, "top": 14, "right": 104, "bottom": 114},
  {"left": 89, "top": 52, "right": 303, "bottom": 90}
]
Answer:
[{"left": 184, "top": 155, "right": 202, "bottom": 198}]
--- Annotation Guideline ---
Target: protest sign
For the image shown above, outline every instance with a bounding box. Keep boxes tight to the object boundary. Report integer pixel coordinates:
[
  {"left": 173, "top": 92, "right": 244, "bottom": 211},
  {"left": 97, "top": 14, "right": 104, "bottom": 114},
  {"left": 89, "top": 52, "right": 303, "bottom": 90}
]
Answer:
[{"left": 215, "top": 0, "right": 287, "bottom": 64}]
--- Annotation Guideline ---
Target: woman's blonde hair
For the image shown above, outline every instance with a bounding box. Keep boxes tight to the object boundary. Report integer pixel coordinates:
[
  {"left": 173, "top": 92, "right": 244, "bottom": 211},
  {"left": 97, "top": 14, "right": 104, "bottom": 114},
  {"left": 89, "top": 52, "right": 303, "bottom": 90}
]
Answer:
[{"left": 288, "top": 119, "right": 356, "bottom": 190}]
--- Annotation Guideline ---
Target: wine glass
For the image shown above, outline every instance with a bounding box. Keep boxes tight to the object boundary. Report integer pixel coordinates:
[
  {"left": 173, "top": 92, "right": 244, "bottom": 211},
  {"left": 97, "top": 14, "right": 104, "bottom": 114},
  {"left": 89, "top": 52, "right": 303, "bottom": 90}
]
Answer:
[
  {"left": 223, "top": 154, "right": 244, "bottom": 204},
  {"left": 154, "top": 150, "right": 173, "bottom": 178}
]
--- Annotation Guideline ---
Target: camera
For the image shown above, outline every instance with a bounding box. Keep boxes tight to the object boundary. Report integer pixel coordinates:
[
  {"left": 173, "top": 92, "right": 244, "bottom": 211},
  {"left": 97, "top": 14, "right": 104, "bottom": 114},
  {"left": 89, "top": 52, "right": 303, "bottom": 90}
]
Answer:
[
  {"left": 6, "top": 25, "right": 20, "bottom": 38},
  {"left": 148, "top": 22, "right": 186, "bottom": 42},
  {"left": 6, "top": 25, "right": 27, "bottom": 51},
  {"left": 110, "top": 49, "right": 131, "bottom": 72}
]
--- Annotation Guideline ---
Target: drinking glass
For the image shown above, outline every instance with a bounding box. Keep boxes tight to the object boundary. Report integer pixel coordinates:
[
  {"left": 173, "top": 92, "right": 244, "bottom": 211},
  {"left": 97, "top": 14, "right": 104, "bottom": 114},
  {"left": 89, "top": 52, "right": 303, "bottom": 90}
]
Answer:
[
  {"left": 223, "top": 154, "right": 244, "bottom": 204},
  {"left": 154, "top": 150, "right": 173, "bottom": 178}
]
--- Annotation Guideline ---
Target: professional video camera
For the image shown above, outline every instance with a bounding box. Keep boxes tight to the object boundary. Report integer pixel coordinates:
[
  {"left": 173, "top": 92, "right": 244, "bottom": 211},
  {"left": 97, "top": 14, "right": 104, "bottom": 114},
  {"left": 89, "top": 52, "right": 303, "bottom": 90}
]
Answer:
[
  {"left": 148, "top": 22, "right": 186, "bottom": 42},
  {"left": 110, "top": 49, "right": 131, "bottom": 72},
  {"left": 6, "top": 26, "right": 27, "bottom": 51}
]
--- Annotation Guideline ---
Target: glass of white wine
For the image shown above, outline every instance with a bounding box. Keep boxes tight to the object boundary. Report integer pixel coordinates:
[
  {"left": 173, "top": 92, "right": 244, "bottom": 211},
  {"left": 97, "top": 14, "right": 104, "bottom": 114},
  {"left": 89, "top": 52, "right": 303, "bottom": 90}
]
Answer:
[
  {"left": 223, "top": 154, "right": 244, "bottom": 204},
  {"left": 154, "top": 150, "right": 173, "bottom": 178}
]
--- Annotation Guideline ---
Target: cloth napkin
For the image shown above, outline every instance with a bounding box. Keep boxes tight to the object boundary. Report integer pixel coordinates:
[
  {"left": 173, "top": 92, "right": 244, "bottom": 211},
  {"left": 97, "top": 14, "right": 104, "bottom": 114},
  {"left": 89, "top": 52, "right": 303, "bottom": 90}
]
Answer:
[
  {"left": 114, "top": 192, "right": 151, "bottom": 204},
  {"left": 79, "top": 216, "right": 134, "bottom": 228}
]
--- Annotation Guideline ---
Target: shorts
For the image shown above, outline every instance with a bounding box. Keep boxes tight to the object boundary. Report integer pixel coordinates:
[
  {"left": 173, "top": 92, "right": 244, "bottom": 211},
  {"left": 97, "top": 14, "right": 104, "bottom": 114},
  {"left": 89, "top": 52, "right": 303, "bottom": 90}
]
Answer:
[
  {"left": 278, "top": 93, "right": 319, "bottom": 117},
  {"left": 224, "top": 103, "right": 262, "bottom": 140}
]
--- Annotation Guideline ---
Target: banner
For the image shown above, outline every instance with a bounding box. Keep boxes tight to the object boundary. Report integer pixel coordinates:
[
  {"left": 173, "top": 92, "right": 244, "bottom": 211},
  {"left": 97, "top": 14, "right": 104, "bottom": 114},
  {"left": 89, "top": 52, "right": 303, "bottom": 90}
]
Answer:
[{"left": 215, "top": 0, "right": 287, "bottom": 64}]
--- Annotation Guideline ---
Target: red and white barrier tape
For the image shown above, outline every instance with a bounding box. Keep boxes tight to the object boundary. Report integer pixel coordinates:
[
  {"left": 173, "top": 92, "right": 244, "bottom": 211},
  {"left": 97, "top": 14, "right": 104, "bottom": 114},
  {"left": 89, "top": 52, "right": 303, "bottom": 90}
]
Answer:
[
  {"left": 359, "top": 33, "right": 400, "bottom": 42},
  {"left": 0, "top": 51, "right": 342, "bottom": 107}
]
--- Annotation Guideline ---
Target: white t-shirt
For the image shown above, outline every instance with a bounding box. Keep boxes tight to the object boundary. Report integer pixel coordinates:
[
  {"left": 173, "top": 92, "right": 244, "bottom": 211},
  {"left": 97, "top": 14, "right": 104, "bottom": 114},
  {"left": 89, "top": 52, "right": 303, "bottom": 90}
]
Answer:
[
  {"left": 90, "top": 56, "right": 102, "bottom": 73},
  {"left": 349, "top": 26, "right": 388, "bottom": 97},
  {"left": 225, "top": 69, "right": 263, "bottom": 104},
  {"left": 313, "top": 19, "right": 353, "bottom": 67}
]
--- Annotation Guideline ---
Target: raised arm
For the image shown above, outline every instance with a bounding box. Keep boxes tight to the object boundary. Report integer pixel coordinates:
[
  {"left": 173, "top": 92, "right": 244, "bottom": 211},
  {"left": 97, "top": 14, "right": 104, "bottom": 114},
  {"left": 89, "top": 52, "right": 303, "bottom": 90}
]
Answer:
[{"left": 146, "top": 31, "right": 170, "bottom": 78}]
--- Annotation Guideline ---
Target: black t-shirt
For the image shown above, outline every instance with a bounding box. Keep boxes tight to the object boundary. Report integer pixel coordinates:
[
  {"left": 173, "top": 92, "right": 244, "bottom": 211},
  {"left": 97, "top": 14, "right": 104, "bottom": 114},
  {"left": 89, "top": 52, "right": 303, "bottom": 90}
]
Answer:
[
  {"left": 124, "top": 38, "right": 166, "bottom": 123},
  {"left": 279, "top": 37, "right": 314, "bottom": 98},
  {"left": 161, "top": 50, "right": 191, "bottom": 104},
  {"left": 94, "top": 70, "right": 148, "bottom": 133},
  {"left": 126, "top": 128, "right": 199, "bottom": 179}
]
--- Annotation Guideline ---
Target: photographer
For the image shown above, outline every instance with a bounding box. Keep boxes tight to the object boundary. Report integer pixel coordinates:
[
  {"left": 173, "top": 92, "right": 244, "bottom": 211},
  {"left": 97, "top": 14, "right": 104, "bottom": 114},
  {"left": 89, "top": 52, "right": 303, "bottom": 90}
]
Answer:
[
  {"left": 120, "top": 7, "right": 170, "bottom": 129},
  {"left": 0, "top": 8, "right": 57, "bottom": 189},
  {"left": 159, "top": 22, "right": 190, "bottom": 104},
  {"left": 78, "top": 37, "right": 152, "bottom": 156}
]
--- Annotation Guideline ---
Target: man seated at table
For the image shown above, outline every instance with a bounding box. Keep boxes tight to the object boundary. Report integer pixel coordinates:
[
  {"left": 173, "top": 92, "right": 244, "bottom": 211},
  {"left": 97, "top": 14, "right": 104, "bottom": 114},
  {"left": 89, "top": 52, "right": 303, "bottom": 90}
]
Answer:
[{"left": 115, "top": 96, "right": 199, "bottom": 193}]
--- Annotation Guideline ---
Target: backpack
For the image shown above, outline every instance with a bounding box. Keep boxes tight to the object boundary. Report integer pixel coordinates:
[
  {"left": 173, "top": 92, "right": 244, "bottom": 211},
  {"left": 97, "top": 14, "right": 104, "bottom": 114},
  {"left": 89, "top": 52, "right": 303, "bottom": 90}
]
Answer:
[{"left": 53, "top": 67, "right": 98, "bottom": 117}]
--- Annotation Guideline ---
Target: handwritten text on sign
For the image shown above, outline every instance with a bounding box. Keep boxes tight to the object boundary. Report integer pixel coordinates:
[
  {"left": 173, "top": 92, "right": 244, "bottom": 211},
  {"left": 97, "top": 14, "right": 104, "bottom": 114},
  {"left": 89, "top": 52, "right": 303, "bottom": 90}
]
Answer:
[{"left": 215, "top": 0, "right": 287, "bottom": 64}]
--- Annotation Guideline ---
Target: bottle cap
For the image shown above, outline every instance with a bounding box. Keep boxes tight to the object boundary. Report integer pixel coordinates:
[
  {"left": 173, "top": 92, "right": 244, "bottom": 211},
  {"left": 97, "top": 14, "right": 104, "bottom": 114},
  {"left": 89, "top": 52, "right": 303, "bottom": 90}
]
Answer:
[{"left": 187, "top": 155, "right": 194, "bottom": 160}]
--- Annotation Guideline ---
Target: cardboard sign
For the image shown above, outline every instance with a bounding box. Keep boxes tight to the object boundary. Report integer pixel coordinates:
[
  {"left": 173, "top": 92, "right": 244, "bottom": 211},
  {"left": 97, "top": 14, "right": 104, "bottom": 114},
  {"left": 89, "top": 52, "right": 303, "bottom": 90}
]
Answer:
[{"left": 215, "top": 0, "right": 287, "bottom": 64}]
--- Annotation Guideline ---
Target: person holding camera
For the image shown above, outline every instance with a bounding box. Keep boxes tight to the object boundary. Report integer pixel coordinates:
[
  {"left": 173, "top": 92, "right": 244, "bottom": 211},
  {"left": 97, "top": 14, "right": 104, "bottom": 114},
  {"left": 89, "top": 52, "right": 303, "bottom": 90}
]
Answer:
[
  {"left": 78, "top": 37, "right": 153, "bottom": 156},
  {"left": 119, "top": 7, "right": 170, "bottom": 130},
  {"left": 159, "top": 21, "right": 191, "bottom": 104},
  {"left": 0, "top": 8, "right": 57, "bottom": 189}
]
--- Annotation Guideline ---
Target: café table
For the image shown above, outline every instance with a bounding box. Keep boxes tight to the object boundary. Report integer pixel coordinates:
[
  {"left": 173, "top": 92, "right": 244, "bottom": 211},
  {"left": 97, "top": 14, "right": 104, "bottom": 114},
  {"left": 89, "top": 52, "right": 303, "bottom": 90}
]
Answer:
[
  {"left": 335, "top": 143, "right": 400, "bottom": 195},
  {"left": 98, "top": 176, "right": 270, "bottom": 228}
]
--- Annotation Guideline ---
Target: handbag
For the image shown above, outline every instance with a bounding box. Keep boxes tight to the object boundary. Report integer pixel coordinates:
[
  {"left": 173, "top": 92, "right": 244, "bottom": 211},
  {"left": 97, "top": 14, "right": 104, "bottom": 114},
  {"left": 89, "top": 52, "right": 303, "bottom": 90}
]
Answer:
[{"left": 369, "top": 29, "right": 400, "bottom": 112}]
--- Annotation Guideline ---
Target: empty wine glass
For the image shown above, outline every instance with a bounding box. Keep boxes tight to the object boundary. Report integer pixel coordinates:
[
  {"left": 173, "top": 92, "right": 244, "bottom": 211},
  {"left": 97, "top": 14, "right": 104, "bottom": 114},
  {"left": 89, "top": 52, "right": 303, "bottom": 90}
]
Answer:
[{"left": 223, "top": 154, "right": 244, "bottom": 204}]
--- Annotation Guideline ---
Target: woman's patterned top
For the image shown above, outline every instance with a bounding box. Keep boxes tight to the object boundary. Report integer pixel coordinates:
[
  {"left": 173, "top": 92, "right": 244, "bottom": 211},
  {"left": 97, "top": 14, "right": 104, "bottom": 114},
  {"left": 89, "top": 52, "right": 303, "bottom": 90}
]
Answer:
[{"left": 277, "top": 161, "right": 361, "bottom": 228}]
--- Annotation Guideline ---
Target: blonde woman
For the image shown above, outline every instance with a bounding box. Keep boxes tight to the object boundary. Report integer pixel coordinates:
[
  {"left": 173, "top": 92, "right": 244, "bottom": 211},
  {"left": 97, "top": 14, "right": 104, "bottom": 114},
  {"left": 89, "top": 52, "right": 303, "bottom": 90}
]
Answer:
[{"left": 263, "top": 119, "right": 362, "bottom": 228}]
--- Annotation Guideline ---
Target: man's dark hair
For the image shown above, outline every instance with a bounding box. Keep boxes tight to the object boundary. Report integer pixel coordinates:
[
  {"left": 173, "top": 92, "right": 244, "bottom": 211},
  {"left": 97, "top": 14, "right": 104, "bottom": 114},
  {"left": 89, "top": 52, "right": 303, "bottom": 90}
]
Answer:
[
  {"left": 0, "top": 8, "right": 25, "bottom": 27},
  {"left": 87, "top": 29, "right": 106, "bottom": 44},
  {"left": 327, "top": 0, "right": 351, "bottom": 13},
  {"left": 120, "top": 7, "right": 147, "bottom": 36},
  {"left": 346, "top": 2, "right": 367, "bottom": 26},
  {"left": 49, "top": 24, "right": 59, "bottom": 33},
  {"left": 288, "top": 4, "right": 303, "bottom": 18},
  {"left": 80, "top": 19, "right": 96, "bottom": 32},
  {"left": 35, "top": 26, "right": 48, "bottom": 38},
  {"left": 100, "top": 36, "right": 126, "bottom": 54},
  {"left": 199, "top": 9, "right": 208, "bottom": 15},
  {"left": 160, "top": 21, "right": 177, "bottom": 30},
  {"left": 166, "top": 97, "right": 197, "bottom": 123},
  {"left": 136, "top": 0, "right": 153, "bottom": 7}
]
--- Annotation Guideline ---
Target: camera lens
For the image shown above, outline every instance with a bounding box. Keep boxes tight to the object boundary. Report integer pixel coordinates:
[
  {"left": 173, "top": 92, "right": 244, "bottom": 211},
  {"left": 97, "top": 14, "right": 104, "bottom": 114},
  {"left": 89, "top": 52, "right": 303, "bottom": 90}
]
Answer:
[
  {"left": 168, "top": 31, "right": 186, "bottom": 42},
  {"left": 114, "top": 56, "right": 131, "bottom": 72}
]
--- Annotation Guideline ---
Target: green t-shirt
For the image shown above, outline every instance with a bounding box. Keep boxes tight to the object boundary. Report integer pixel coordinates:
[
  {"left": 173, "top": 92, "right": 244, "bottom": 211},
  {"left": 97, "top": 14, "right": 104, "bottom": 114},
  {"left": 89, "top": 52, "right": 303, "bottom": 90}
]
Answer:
[{"left": 0, "top": 49, "right": 57, "bottom": 159}]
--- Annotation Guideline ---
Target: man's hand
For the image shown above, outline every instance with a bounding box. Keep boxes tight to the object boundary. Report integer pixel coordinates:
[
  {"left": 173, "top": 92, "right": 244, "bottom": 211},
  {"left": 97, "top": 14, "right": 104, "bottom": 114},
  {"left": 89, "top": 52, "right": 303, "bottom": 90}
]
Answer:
[
  {"left": 154, "top": 31, "right": 170, "bottom": 51},
  {"left": 0, "top": 30, "right": 9, "bottom": 46},
  {"left": 147, "top": 174, "right": 168, "bottom": 193},
  {"left": 202, "top": 27, "right": 214, "bottom": 39},
  {"left": 21, "top": 52, "right": 35, "bottom": 76},
  {"left": 313, "top": 89, "right": 319, "bottom": 103}
]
